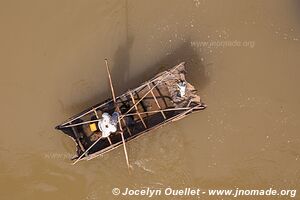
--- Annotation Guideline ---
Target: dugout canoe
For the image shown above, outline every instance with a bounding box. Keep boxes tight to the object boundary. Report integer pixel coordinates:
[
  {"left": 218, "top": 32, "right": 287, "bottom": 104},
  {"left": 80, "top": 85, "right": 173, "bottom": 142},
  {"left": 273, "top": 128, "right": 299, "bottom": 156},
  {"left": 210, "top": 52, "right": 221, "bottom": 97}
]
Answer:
[{"left": 55, "top": 62, "right": 206, "bottom": 162}]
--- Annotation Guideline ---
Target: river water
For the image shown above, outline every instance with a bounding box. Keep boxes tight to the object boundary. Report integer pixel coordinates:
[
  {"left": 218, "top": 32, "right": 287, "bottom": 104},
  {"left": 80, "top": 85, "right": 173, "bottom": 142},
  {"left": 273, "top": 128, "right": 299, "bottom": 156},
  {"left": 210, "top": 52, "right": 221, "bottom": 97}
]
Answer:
[{"left": 0, "top": 0, "right": 299, "bottom": 199}]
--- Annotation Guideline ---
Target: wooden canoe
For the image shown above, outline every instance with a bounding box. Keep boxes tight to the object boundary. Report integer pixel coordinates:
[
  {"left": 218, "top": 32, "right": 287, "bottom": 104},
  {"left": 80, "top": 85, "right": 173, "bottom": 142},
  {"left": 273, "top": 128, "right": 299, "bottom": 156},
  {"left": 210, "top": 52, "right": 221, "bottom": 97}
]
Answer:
[{"left": 55, "top": 62, "right": 206, "bottom": 162}]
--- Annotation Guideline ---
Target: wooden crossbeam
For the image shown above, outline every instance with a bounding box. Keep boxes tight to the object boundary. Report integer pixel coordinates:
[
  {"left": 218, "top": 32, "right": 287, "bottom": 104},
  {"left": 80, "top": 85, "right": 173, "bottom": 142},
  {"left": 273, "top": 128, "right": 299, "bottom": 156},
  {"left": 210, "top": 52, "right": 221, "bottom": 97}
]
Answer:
[
  {"left": 129, "top": 92, "right": 147, "bottom": 128},
  {"left": 147, "top": 83, "right": 166, "bottom": 119},
  {"left": 63, "top": 119, "right": 100, "bottom": 128}
]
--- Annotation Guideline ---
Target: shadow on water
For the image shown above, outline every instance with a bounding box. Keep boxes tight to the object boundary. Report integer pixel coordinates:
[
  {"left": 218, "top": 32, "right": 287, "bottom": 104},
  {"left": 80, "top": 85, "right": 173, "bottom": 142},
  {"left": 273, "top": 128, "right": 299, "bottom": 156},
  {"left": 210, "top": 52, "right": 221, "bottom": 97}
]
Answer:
[
  {"left": 295, "top": 1, "right": 300, "bottom": 18},
  {"left": 111, "top": 35, "right": 134, "bottom": 94},
  {"left": 60, "top": 40, "right": 209, "bottom": 119},
  {"left": 118, "top": 40, "right": 210, "bottom": 93}
]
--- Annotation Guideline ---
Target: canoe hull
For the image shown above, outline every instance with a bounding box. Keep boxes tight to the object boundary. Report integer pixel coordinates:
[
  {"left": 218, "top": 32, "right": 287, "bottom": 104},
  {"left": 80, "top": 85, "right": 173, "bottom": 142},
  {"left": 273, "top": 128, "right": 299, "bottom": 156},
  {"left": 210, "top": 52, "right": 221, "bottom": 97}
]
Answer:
[{"left": 55, "top": 62, "right": 206, "bottom": 161}]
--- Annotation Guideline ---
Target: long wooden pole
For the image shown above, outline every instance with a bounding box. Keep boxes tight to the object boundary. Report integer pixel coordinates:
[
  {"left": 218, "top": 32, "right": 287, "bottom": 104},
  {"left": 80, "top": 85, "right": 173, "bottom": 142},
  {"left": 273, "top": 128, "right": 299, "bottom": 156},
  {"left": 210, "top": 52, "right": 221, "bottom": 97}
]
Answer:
[
  {"left": 105, "top": 59, "right": 132, "bottom": 136},
  {"left": 72, "top": 59, "right": 131, "bottom": 166},
  {"left": 118, "top": 116, "right": 130, "bottom": 170},
  {"left": 105, "top": 59, "right": 116, "bottom": 102},
  {"left": 105, "top": 59, "right": 131, "bottom": 170},
  {"left": 61, "top": 119, "right": 101, "bottom": 128}
]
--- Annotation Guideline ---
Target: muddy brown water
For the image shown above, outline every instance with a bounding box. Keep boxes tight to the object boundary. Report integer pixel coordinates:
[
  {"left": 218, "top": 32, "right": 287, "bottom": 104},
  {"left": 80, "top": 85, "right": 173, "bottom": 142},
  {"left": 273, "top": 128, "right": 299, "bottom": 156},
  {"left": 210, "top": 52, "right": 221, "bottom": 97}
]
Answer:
[{"left": 0, "top": 0, "right": 299, "bottom": 199}]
